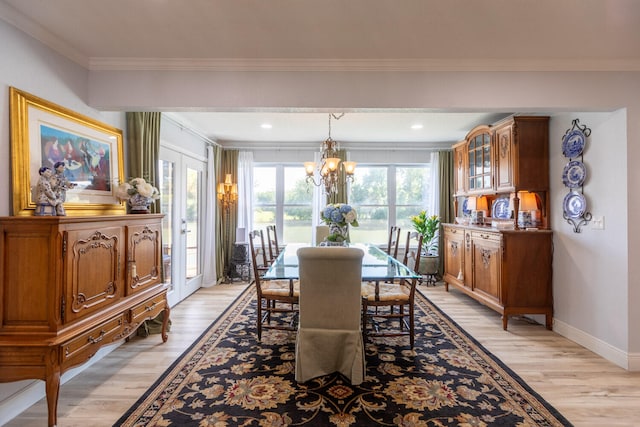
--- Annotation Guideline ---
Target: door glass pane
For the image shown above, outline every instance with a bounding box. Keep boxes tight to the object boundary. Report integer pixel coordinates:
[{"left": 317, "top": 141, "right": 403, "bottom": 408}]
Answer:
[
  {"left": 159, "top": 159, "right": 174, "bottom": 289},
  {"left": 185, "top": 167, "right": 200, "bottom": 279}
]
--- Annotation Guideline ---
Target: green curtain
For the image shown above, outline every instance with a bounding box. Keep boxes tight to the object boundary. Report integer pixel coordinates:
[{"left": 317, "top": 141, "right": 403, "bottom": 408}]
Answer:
[
  {"left": 125, "top": 112, "right": 161, "bottom": 213},
  {"left": 327, "top": 149, "right": 348, "bottom": 205},
  {"left": 438, "top": 150, "right": 454, "bottom": 276},
  {"left": 216, "top": 149, "right": 239, "bottom": 282}
]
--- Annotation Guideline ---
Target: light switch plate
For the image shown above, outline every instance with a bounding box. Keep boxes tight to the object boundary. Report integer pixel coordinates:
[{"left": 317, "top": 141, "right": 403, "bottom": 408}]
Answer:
[{"left": 591, "top": 215, "right": 604, "bottom": 230}]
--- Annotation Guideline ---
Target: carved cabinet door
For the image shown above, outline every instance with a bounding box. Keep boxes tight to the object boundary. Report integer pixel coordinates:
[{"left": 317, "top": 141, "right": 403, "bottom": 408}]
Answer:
[
  {"left": 494, "top": 123, "right": 515, "bottom": 192},
  {"left": 470, "top": 232, "right": 502, "bottom": 302},
  {"left": 62, "top": 226, "right": 125, "bottom": 324},
  {"left": 443, "top": 226, "right": 464, "bottom": 285},
  {"left": 125, "top": 223, "right": 162, "bottom": 295},
  {"left": 453, "top": 142, "right": 467, "bottom": 195}
]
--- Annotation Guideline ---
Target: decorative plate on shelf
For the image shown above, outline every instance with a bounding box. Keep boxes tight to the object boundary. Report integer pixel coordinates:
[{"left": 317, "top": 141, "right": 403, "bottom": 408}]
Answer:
[
  {"left": 462, "top": 198, "right": 471, "bottom": 216},
  {"left": 562, "top": 160, "right": 587, "bottom": 188},
  {"left": 563, "top": 192, "right": 587, "bottom": 219},
  {"left": 562, "top": 129, "right": 586, "bottom": 158},
  {"left": 492, "top": 197, "right": 511, "bottom": 219}
]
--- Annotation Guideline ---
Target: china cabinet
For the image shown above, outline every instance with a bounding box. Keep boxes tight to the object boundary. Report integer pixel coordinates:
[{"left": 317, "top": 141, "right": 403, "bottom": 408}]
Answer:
[
  {"left": 445, "top": 115, "right": 553, "bottom": 329},
  {"left": 453, "top": 115, "right": 551, "bottom": 229},
  {"left": 0, "top": 214, "right": 169, "bottom": 427}
]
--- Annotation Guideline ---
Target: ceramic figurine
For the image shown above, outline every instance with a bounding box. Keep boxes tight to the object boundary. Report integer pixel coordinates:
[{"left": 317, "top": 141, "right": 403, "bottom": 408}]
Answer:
[
  {"left": 34, "top": 166, "right": 58, "bottom": 216},
  {"left": 52, "top": 161, "right": 76, "bottom": 215}
]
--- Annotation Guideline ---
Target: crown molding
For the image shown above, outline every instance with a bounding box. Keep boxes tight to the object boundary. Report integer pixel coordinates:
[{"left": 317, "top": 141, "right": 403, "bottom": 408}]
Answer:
[
  {"left": 0, "top": 2, "right": 88, "bottom": 68},
  {"left": 88, "top": 57, "right": 640, "bottom": 72}
]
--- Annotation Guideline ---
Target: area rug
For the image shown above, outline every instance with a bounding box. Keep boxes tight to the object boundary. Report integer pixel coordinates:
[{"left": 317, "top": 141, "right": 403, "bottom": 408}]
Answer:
[{"left": 115, "top": 285, "right": 572, "bottom": 426}]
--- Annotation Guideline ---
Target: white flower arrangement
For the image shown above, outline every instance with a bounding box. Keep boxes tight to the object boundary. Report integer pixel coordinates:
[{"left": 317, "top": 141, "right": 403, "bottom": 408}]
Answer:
[{"left": 115, "top": 177, "right": 160, "bottom": 201}]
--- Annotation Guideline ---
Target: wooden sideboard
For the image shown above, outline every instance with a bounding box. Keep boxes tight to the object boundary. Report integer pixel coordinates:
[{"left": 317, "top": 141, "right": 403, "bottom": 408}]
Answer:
[
  {"left": 0, "top": 214, "right": 169, "bottom": 427},
  {"left": 442, "top": 223, "right": 553, "bottom": 330}
]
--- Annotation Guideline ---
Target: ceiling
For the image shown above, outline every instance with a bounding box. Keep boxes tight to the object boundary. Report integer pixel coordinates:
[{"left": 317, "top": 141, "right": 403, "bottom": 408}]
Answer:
[{"left": 1, "top": 0, "right": 638, "bottom": 146}]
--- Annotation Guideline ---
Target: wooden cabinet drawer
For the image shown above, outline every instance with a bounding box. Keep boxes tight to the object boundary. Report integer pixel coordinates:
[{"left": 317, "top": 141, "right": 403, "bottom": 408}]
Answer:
[
  {"left": 470, "top": 230, "right": 501, "bottom": 243},
  {"left": 61, "top": 314, "right": 125, "bottom": 368},
  {"left": 130, "top": 293, "right": 167, "bottom": 326}
]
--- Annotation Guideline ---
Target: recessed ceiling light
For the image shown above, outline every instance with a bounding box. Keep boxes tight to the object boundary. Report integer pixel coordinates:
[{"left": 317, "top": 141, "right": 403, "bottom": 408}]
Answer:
[
  {"left": 261, "top": 123, "right": 272, "bottom": 129},
  {"left": 411, "top": 124, "right": 423, "bottom": 130}
]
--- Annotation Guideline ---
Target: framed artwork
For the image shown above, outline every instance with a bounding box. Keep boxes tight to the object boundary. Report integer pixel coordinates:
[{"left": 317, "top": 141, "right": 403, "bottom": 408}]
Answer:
[{"left": 9, "top": 87, "right": 126, "bottom": 216}]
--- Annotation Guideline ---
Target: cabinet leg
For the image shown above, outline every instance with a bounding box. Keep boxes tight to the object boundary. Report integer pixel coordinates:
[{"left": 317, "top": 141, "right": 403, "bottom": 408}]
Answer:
[
  {"left": 545, "top": 314, "right": 553, "bottom": 330},
  {"left": 161, "top": 305, "right": 171, "bottom": 343},
  {"left": 502, "top": 315, "right": 508, "bottom": 330},
  {"left": 45, "top": 353, "right": 61, "bottom": 427}
]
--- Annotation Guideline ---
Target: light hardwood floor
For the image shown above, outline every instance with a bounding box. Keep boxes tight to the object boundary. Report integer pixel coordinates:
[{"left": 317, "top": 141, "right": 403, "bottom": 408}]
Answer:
[{"left": 5, "top": 282, "right": 640, "bottom": 427}]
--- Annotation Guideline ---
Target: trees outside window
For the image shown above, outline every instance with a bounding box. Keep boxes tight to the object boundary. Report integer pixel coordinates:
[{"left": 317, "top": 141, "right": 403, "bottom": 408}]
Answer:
[{"left": 253, "top": 163, "right": 432, "bottom": 246}]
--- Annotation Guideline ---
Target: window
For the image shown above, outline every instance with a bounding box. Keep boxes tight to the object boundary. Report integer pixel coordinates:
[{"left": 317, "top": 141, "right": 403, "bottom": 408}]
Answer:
[
  {"left": 253, "top": 165, "right": 313, "bottom": 244},
  {"left": 349, "top": 165, "right": 431, "bottom": 245},
  {"left": 253, "top": 163, "right": 432, "bottom": 246}
]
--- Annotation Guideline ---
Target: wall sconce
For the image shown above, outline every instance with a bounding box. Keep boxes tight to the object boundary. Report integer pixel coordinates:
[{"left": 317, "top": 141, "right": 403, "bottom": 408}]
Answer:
[{"left": 217, "top": 173, "right": 238, "bottom": 210}]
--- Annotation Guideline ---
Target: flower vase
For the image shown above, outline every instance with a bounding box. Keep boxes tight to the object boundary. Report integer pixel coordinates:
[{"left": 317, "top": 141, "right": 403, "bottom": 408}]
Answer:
[
  {"left": 128, "top": 193, "right": 152, "bottom": 214},
  {"left": 326, "top": 223, "right": 349, "bottom": 245}
]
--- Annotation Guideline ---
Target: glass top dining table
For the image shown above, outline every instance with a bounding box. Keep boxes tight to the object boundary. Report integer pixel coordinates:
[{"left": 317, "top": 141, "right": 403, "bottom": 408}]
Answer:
[{"left": 263, "top": 243, "right": 420, "bottom": 282}]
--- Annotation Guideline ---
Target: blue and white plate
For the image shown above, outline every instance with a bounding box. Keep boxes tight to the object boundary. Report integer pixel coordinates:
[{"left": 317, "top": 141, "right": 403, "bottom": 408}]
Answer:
[
  {"left": 563, "top": 192, "right": 586, "bottom": 219},
  {"left": 562, "top": 160, "right": 586, "bottom": 188},
  {"left": 462, "top": 198, "right": 471, "bottom": 216},
  {"left": 562, "top": 129, "right": 586, "bottom": 158},
  {"left": 492, "top": 197, "right": 511, "bottom": 219}
]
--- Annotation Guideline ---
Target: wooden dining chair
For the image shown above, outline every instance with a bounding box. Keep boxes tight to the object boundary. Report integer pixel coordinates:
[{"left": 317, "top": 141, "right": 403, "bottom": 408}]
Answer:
[
  {"left": 295, "top": 247, "right": 365, "bottom": 384},
  {"left": 362, "top": 231, "right": 422, "bottom": 348},
  {"left": 249, "top": 229, "right": 270, "bottom": 279},
  {"left": 386, "top": 225, "right": 401, "bottom": 260},
  {"left": 266, "top": 224, "right": 282, "bottom": 263},
  {"left": 248, "top": 230, "right": 299, "bottom": 341}
]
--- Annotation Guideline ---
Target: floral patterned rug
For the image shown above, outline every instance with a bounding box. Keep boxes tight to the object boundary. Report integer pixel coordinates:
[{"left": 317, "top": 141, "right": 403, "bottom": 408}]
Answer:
[{"left": 115, "top": 285, "right": 572, "bottom": 426}]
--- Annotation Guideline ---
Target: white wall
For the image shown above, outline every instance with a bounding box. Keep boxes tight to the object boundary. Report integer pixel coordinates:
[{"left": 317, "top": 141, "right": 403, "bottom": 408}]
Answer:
[
  {"left": 0, "top": 20, "right": 125, "bottom": 217},
  {"left": 550, "top": 111, "right": 630, "bottom": 365}
]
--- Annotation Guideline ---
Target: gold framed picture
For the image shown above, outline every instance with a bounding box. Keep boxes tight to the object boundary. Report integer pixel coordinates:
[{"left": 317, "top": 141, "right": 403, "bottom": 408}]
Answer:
[{"left": 9, "top": 87, "right": 126, "bottom": 216}]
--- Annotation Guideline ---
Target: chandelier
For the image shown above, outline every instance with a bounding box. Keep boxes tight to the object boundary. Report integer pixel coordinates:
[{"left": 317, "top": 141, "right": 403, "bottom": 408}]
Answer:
[{"left": 304, "top": 113, "right": 356, "bottom": 195}]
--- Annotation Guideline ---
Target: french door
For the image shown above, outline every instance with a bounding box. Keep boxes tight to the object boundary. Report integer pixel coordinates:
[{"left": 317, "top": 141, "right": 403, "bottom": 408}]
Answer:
[{"left": 159, "top": 146, "right": 205, "bottom": 307}]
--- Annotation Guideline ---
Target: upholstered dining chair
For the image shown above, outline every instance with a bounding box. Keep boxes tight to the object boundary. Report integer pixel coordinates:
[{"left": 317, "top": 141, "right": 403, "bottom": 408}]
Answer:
[
  {"left": 295, "top": 247, "right": 366, "bottom": 385},
  {"left": 386, "top": 225, "right": 401, "bottom": 260},
  {"left": 314, "top": 225, "right": 329, "bottom": 245},
  {"left": 362, "top": 231, "right": 422, "bottom": 348},
  {"left": 249, "top": 230, "right": 299, "bottom": 341}
]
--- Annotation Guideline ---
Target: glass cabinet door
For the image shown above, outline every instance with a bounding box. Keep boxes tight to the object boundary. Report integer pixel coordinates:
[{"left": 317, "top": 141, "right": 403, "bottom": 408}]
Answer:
[{"left": 467, "top": 131, "right": 492, "bottom": 192}]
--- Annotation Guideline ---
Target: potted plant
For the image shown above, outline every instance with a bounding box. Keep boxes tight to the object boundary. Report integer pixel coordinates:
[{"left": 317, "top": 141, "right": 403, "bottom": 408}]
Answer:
[{"left": 410, "top": 210, "right": 441, "bottom": 277}]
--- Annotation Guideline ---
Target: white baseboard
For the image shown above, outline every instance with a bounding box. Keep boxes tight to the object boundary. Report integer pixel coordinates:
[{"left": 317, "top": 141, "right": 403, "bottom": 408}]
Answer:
[
  {"left": 553, "top": 318, "right": 634, "bottom": 370},
  {"left": 0, "top": 342, "right": 122, "bottom": 425}
]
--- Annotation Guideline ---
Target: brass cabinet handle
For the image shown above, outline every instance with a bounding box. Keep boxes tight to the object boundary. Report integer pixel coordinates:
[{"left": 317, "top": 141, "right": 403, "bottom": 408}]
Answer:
[{"left": 88, "top": 330, "right": 106, "bottom": 344}]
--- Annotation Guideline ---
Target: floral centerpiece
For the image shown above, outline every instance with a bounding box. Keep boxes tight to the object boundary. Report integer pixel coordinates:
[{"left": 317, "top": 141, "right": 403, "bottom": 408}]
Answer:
[
  {"left": 321, "top": 203, "right": 359, "bottom": 243},
  {"left": 410, "top": 210, "right": 440, "bottom": 255},
  {"left": 115, "top": 177, "right": 160, "bottom": 213}
]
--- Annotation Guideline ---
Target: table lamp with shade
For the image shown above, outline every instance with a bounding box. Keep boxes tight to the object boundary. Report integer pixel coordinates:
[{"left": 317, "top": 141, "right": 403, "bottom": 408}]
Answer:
[{"left": 514, "top": 191, "right": 538, "bottom": 228}]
